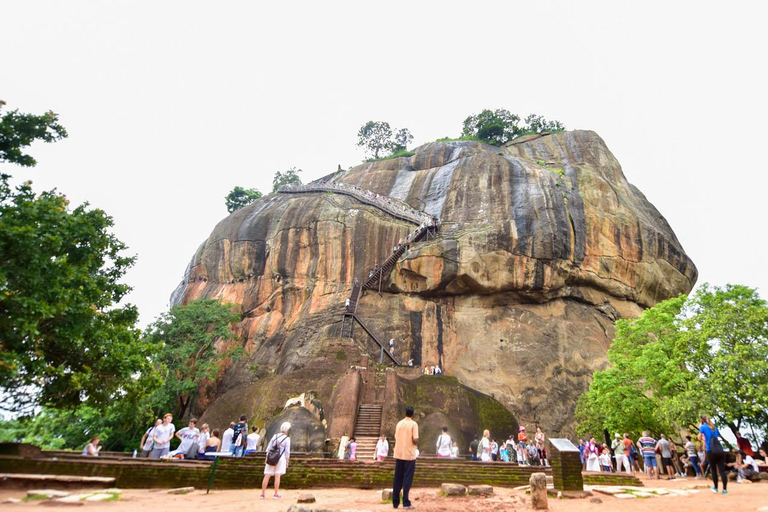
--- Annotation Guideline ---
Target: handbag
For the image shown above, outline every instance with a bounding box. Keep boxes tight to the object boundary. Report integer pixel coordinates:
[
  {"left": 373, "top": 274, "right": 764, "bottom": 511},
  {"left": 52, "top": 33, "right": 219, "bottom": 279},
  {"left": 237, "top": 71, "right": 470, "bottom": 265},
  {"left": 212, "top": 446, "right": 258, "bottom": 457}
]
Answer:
[{"left": 709, "top": 434, "right": 724, "bottom": 454}]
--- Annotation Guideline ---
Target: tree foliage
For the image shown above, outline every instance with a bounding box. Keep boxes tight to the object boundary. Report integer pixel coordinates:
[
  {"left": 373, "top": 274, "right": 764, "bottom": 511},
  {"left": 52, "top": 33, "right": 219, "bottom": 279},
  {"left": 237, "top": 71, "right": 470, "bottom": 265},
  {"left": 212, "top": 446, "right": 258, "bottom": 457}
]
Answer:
[
  {"left": 144, "top": 299, "right": 243, "bottom": 421},
  {"left": 356, "top": 121, "right": 413, "bottom": 159},
  {"left": 576, "top": 284, "right": 768, "bottom": 444},
  {"left": 225, "top": 186, "right": 262, "bottom": 213},
  {"left": 272, "top": 167, "right": 303, "bottom": 192},
  {"left": 461, "top": 109, "right": 564, "bottom": 146},
  {"left": 0, "top": 378, "right": 158, "bottom": 452},
  {"left": 0, "top": 101, "right": 68, "bottom": 167},
  {"left": 0, "top": 104, "right": 155, "bottom": 414}
]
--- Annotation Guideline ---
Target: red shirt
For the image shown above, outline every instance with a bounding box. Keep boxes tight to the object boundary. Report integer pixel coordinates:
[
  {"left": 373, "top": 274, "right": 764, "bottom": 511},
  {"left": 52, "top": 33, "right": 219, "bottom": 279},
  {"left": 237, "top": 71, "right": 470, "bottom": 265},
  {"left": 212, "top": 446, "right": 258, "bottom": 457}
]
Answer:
[{"left": 737, "top": 437, "right": 754, "bottom": 456}]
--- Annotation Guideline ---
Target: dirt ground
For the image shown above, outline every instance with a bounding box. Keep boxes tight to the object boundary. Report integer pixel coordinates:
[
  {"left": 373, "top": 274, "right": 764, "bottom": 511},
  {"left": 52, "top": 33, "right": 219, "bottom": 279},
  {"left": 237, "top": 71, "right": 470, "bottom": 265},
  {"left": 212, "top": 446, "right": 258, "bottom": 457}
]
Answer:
[{"left": 1, "top": 477, "right": 766, "bottom": 511}]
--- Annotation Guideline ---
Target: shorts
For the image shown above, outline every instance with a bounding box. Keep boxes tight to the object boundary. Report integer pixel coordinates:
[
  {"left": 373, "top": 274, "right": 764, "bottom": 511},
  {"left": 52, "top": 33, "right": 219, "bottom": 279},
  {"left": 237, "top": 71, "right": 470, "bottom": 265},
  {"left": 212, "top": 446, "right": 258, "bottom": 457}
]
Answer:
[
  {"left": 644, "top": 455, "right": 657, "bottom": 467},
  {"left": 662, "top": 457, "right": 673, "bottom": 468}
]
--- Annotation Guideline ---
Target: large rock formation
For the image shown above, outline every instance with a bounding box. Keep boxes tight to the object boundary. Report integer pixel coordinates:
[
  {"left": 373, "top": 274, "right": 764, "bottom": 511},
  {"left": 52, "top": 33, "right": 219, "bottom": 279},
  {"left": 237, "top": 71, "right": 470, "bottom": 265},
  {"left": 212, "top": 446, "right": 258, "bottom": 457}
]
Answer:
[{"left": 173, "top": 130, "right": 696, "bottom": 442}]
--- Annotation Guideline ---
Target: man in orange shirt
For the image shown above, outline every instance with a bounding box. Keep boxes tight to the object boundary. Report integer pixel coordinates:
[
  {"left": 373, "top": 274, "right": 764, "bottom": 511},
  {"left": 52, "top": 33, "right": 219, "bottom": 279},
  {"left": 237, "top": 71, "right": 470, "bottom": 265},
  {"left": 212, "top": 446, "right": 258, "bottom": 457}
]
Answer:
[{"left": 392, "top": 406, "right": 419, "bottom": 509}]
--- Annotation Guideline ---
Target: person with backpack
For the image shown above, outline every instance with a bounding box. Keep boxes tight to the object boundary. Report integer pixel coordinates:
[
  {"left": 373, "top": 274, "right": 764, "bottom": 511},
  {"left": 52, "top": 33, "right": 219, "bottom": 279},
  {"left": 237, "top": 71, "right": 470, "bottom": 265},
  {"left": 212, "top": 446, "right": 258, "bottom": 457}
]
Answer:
[
  {"left": 139, "top": 419, "right": 161, "bottom": 458},
  {"left": 261, "top": 421, "right": 291, "bottom": 500},
  {"left": 435, "top": 427, "right": 452, "bottom": 458},
  {"left": 231, "top": 415, "right": 248, "bottom": 457},
  {"left": 699, "top": 414, "right": 728, "bottom": 494}
]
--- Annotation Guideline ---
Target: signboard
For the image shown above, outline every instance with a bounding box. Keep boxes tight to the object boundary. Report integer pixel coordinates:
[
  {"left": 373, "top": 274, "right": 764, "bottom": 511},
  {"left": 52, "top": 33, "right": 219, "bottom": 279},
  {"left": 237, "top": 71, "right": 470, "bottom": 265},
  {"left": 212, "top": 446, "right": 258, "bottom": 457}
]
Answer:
[{"left": 549, "top": 438, "right": 579, "bottom": 452}]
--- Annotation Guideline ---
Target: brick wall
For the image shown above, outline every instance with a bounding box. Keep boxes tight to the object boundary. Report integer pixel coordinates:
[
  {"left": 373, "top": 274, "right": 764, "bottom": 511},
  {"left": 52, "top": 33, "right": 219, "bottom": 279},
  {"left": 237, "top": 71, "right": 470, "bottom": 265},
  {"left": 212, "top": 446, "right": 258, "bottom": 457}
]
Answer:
[{"left": 0, "top": 455, "right": 641, "bottom": 490}]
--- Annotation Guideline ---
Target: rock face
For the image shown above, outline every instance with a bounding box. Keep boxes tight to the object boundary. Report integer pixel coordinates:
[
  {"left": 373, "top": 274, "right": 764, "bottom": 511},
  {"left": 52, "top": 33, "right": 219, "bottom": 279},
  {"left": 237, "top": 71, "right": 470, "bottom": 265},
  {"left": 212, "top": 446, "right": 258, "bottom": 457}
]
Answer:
[{"left": 174, "top": 130, "right": 696, "bottom": 440}]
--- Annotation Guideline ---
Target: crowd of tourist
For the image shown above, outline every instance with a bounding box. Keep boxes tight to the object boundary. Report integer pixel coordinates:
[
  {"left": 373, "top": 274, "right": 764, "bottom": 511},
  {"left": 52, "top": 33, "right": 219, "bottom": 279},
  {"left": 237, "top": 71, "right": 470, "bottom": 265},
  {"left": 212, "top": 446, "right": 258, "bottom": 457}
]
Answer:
[
  {"left": 80, "top": 406, "right": 765, "bottom": 501},
  {"left": 80, "top": 413, "right": 268, "bottom": 461},
  {"left": 575, "top": 415, "right": 768, "bottom": 494}
]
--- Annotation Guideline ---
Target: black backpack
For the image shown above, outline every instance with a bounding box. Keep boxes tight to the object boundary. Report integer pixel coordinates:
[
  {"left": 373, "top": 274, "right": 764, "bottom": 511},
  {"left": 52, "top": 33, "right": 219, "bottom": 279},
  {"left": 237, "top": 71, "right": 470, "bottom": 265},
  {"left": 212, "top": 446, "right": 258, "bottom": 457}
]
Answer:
[
  {"left": 266, "top": 435, "right": 287, "bottom": 465},
  {"left": 232, "top": 422, "right": 247, "bottom": 446}
]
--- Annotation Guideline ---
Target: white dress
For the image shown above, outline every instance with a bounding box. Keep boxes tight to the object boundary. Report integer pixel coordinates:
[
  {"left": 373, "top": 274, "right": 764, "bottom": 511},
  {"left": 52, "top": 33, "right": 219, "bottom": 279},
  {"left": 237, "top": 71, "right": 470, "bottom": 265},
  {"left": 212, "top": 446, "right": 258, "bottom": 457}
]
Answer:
[
  {"left": 264, "top": 434, "right": 291, "bottom": 475},
  {"left": 586, "top": 444, "right": 601, "bottom": 472},
  {"left": 480, "top": 438, "right": 492, "bottom": 462}
]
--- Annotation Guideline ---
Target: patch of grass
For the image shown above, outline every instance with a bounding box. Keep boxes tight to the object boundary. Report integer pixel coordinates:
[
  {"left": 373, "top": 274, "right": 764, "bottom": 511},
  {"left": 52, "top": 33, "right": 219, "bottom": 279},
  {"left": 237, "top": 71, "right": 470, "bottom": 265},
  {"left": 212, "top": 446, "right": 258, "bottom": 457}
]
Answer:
[
  {"left": 336, "top": 349, "right": 347, "bottom": 361},
  {"left": 24, "top": 494, "right": 49, "bottom": 501},
  {"left": 365, "top": 149, "right": 415, "bottom": 163},
  {"left": 435, "top": 135, "right": 489, "bottom": 144}
]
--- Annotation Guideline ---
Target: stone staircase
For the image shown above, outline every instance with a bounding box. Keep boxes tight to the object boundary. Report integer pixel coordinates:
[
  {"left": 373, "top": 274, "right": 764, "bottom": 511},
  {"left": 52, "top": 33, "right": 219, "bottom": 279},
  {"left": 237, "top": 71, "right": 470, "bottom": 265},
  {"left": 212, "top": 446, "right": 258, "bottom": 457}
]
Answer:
[{"left": 353, "top": 404, "right": 383, "bottom": 460}]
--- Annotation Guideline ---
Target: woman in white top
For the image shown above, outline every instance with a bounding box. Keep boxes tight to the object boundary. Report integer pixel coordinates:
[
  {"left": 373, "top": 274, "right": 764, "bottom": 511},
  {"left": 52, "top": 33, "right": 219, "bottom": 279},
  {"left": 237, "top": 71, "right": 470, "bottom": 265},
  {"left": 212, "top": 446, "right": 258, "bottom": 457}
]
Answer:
[
  {"left": 374, "top": 434, "right": 389, "bottom": 462},
  {"left": 196, "top": 424, "right": 210, "bottom": 458},
  {"left": 261, "top": 422, "right": 291, "bottom": 500},
  {"left": 246, "top": 426, "right": 261, "bottom": 455},
  {"left": 436, "top": 427, "right": 452, "bottom": 458},
  {"left": 480, "top": 429, "right": 492, "bottom": 462}
]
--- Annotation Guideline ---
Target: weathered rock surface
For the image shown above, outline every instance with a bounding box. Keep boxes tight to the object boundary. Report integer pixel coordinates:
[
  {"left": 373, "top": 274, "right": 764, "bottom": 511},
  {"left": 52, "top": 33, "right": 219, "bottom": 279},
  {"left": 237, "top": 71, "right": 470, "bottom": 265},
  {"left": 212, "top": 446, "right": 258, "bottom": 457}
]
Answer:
[
  {"left": 441, "top": 483, "right": 467, "bottom": 496},
  {"left": 530, "top": 472, "right": 549, "bottom": 509},
  {"left": 177, "top": 130, "right": 696, "bottom": 438},
  {"left": 467, "top": 484, "right": 493, "bottom": 496}
]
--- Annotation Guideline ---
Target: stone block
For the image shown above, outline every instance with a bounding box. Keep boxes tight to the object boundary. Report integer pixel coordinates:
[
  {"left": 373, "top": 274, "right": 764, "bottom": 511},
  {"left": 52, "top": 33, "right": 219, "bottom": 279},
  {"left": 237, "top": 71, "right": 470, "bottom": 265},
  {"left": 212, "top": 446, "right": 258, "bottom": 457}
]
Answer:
[
  {"left": 614, "top": 493, "right": 637, "bottom": 499},
  {"left": 590, "top": 497, "right": 603, "bottom": 503},
  {"left": 167, "top": 487, "right": 195, "bottom": 494},
  {"left": 298, "top": 493, "right": 316, "bottom": 503},
  {"left": 440, "top": 483, "right": 467, "bottom": 496},
  {"left": 530, "top": 473, "right": 548, "bottom": 510},
  {"left": 467, "top": 485, "right": 493, "bottom": 496},
  {"left": 381, "top": 489, "right": 393, "bottom": 501}
]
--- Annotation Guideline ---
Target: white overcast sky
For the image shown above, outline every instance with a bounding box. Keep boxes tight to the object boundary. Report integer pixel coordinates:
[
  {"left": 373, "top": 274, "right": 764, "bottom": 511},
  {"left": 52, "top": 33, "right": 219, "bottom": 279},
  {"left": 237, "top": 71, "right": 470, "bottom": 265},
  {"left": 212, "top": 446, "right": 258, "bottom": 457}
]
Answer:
[{"left": 2, "top": 1, "right": 766, "bottom": 327}]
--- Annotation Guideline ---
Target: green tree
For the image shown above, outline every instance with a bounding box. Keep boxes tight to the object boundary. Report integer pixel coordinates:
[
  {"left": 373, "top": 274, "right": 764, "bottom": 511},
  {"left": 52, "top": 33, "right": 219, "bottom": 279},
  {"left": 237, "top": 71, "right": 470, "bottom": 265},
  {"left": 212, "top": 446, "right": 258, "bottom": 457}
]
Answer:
[
  {"left": 576, "top": 284, "right": 768, "bottom": 444},
  {"left": 356, "top": 121, "right": 413, "bottom": 159},
  {"left": 461, "top": 109, "right": 565, "bottom": 146},
  {"left": 523, "top": 114, "right": 565, "bottom": 133},
  {"left": 225, "top": 186, "right": 262, "bottom": 213},
  {"left": 392, "top": 128, "right": 414, "bottom": 153},
  {"left": 272, "top": 167, "right": 303, "bottom": 192},
  {"left": 0, "top": 101, "right": 68, "bottom": 167},
  {"left": 0, "top": 104, "right": 155, "bottom": 414},
  {"left": 144, "top": 299, "right": 243, "bottom": 420}
]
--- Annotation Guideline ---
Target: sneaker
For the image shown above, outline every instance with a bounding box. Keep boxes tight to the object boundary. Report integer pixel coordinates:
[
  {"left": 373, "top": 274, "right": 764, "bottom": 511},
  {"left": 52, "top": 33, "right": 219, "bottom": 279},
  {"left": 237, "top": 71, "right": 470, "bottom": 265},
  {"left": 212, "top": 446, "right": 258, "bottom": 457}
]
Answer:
[
  {"left": 710, "top": 487, "right": 718, "bottom": 494},
  {"left": 722, "top": 490, "right": 729, "bottom": 495},
  {"left": 273, "top": 494, "right": 281, "bottom": 499},
  {"left": 737, "top": 475, "right": 742, "bottom": 483}
]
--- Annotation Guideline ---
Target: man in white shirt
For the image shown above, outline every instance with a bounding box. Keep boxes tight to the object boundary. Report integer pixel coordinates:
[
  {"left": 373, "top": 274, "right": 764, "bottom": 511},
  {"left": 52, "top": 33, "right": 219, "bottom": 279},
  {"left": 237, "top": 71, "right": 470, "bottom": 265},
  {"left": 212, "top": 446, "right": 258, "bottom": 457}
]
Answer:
[
  {"left": 170, "top": 418, "right": 200, "bottom": 457},
  {"left": 149, "top": 413, "right": 176, "bottom": 458},
  {"left": 221, "top": 422, "right": 235, "bottom": 453},
  {"left": 733, "top": 450, "right": 759, "bottom": 482},
  {"left": 245, "top": 426, "right": 261, "bottom": 455}
]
